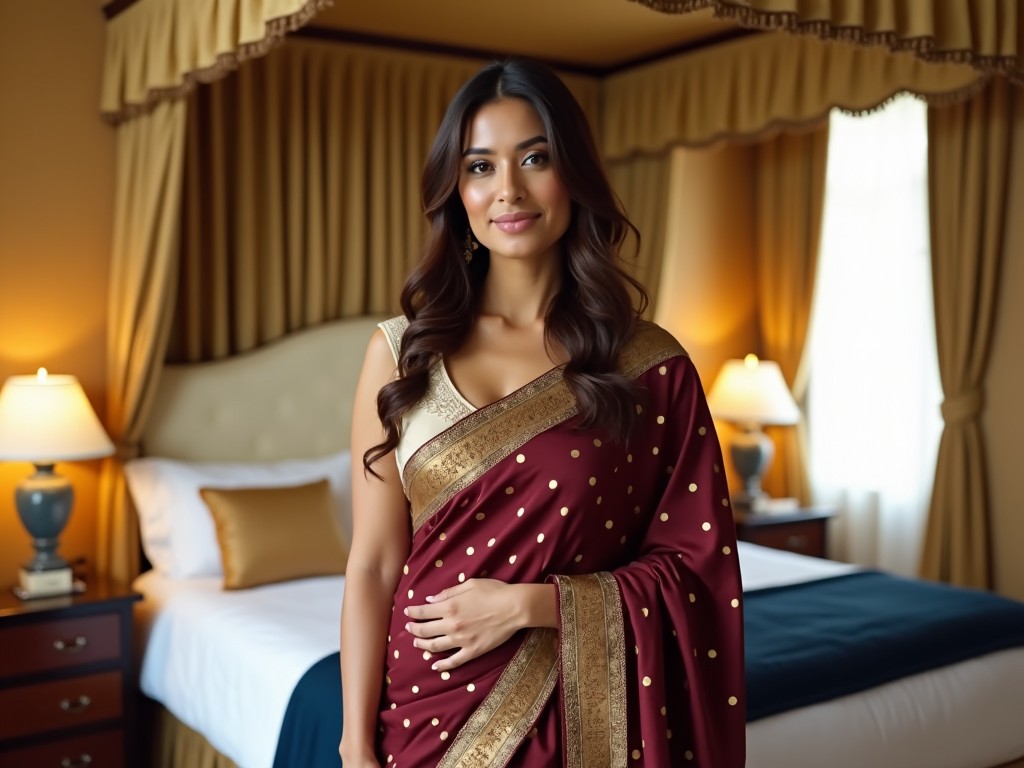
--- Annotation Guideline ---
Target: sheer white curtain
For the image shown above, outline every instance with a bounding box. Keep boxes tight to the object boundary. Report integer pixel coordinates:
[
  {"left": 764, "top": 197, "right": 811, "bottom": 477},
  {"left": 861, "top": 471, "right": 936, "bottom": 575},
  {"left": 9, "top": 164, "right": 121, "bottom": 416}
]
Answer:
[{"left": 807, "top": 96, "right": 942, "bottom": 577}]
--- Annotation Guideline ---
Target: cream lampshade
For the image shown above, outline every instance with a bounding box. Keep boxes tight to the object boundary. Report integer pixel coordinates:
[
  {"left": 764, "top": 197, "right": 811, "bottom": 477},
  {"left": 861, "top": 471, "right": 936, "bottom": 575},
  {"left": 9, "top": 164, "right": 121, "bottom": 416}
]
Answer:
[
  {"left": 0, "top": 369, "right": 114, "bottom": 598},
  {"left": 707, "top": 355, "right": 799, "bottom": 510}
]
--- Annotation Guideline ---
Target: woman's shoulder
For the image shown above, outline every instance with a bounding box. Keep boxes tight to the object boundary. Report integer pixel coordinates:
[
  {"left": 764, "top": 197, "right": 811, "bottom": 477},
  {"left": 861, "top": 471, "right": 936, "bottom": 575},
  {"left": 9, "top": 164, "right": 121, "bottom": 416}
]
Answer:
[
  {"left": 377, "top": 314, "right": 411, "bottom": 364},
  {"left": 617, "top": 320, "right": 690, "bottom": 378}
]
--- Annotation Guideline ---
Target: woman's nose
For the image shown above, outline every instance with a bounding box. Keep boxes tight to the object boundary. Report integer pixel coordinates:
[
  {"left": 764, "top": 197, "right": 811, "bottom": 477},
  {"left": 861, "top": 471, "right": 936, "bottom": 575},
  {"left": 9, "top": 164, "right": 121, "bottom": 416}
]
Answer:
[{"left": 496, "top": 165, "right": 525, "bottom": 203}]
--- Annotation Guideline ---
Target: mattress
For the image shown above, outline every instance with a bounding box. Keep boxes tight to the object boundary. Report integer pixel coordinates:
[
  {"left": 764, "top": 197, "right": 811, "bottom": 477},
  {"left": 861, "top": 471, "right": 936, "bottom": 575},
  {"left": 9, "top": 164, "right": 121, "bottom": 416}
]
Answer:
[
  {"left": 134, "top": 543, "right": 1024, "bottom": 768},
  {"left": 134, "top": 572, "right": 345, "bottom": 768}
]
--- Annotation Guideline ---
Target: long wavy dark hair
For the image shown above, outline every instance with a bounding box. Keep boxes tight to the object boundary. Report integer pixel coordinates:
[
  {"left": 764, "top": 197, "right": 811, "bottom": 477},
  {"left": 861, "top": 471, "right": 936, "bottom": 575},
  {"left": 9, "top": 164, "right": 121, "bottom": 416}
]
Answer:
[{"left": 364, "top": 58, "right": 650, "bottom": 474}]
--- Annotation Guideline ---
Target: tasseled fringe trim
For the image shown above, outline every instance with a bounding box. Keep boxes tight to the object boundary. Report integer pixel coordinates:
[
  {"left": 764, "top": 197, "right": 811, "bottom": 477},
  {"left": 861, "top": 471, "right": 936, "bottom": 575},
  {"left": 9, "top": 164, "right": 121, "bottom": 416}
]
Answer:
[
  {"left": 628, "top": 0, "right": 1024, "bottom": 85},
  {"left": 102, "top": 0, "right": 333, "bottom": 125},
  {"left": 603, "top": 75, "right": 992, "bottom": 162},
  {"left": 834, "top": 78, "right": 993, "bottom": 116}
]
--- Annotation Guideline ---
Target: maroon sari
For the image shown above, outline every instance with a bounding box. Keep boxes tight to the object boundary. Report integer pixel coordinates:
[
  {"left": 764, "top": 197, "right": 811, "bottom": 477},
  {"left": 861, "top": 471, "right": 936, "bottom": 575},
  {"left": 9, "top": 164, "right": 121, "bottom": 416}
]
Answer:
[{"left": 377, "top": 323, "right": 745, "bottom": 767}]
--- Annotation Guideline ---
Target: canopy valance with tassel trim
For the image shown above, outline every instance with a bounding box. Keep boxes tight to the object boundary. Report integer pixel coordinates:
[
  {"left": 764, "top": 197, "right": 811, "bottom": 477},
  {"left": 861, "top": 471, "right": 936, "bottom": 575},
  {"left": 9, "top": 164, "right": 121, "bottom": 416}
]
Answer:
[
  {"left": 599, "top": 31, "right": 983, "bottom": 159},
  {"left": 101, "top": 0, "right": 331, "bottom": 124},
  {"left": 629, "top": 0, "right": 1023, "bottom": 85}
]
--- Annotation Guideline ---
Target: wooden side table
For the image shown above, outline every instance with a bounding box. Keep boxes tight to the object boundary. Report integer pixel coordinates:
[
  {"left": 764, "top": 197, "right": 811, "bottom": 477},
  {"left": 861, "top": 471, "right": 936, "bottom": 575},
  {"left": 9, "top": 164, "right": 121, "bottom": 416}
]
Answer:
[
  {"left": 0, "top": 575, "right": 141, "bottom": 768},
  {"left": 734, "top": 507, "right": 836, "bottom": 559}
]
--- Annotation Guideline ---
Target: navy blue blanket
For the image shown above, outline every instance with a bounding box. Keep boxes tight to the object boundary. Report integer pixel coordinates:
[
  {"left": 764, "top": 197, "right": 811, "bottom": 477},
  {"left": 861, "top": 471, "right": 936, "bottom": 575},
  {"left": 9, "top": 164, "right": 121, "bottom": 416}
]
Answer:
[
  {"left": 272, "top": 652, "right": 343, "bottom": 768},
  {"left": 270, "top": 571, "right": 1024, "bottom": 763},
  {"left": 744, "top": 571, "right": 1024, "bottom": 720}
]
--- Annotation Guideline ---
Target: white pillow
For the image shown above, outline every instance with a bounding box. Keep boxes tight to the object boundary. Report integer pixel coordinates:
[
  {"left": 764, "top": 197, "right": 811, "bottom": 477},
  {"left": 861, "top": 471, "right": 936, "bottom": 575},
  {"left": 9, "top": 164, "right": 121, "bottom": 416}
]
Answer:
[{"left": 124, "top": 451, "right": 353, "bottom": 579}]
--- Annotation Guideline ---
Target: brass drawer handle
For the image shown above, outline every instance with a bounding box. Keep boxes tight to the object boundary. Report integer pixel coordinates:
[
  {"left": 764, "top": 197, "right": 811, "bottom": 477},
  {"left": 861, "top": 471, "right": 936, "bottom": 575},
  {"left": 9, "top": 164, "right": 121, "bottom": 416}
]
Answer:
[
  {"left": 53, "top": 636, "right": 88, "bottom": 653},
  {"left": 786, "top": 534, "right": 809, "bottom": 550},
  {"left": 59, "top": 695, "right": 92, "bottom": 713},
  {"left": 61, "top": 755, "right": 93, "bottom": 768}
]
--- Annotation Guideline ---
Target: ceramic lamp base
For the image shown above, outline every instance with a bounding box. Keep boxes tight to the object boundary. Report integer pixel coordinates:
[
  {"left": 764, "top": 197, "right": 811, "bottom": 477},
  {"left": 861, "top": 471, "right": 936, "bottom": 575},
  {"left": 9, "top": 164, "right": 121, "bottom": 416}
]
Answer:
[
  {"left": 16, "top": 463, "right": 73, "bottom": 573},
  {"left": 729, "top": 426, "right": 775, "bottom": 510}
]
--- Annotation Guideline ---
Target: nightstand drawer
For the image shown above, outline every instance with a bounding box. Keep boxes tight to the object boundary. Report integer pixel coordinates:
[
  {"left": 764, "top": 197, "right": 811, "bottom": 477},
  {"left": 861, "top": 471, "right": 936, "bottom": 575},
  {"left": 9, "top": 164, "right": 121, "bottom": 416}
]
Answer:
[
  {"left": 0, "top": 670, "right": 123, "bottom": 740},
  {"left": 741, "top": 519, "right": 825, "bottom": 557},
  {"left": 0, "top": 613, "right": 121, "bottom": 679},
  {"left": 0, "top": 727, "right": 123, "bottom": 768}
]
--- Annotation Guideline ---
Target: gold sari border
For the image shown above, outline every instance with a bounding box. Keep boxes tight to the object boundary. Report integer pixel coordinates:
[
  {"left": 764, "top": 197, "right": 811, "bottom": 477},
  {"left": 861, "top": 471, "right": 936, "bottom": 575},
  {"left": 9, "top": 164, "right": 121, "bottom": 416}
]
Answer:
[
  {"left": 405, "top": 369, "right": 578, "bottom": 533},
  {"left": 405, "top": 321, "right": 685, "bottom": 533},
  {"left": 437, "top": 628, "right": 560, "bottom": 768},
  {"left": 553, "top": 572, "right": 628, "bottom": 768},
  {"left": 618, "top": 321, "right": 687, "bottom": 380}
]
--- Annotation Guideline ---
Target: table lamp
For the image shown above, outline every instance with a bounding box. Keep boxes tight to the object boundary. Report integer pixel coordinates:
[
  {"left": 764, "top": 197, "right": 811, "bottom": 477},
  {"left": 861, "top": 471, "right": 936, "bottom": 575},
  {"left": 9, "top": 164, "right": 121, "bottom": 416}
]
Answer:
[
  {"left": 706, "top": 354, "right": 800, "bottom": 511},
  {"left": 0, "top": 369, "right": 114, "bottom": 598}
]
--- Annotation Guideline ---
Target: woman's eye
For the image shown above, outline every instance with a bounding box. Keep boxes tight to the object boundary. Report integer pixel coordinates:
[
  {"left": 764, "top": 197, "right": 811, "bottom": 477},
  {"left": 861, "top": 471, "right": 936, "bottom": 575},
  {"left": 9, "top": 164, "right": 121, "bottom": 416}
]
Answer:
[
  {"left": 467, "top": 160, "right": 492, "bottom": 174},
  {"left": 523, "top": 152, "right": 548, "bottom": 167}
]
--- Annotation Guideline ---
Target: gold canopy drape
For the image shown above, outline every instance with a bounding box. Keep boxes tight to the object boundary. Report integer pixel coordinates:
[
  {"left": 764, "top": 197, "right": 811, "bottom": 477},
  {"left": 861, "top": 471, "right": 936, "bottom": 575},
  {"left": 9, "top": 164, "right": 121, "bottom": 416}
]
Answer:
[
  {"left": 167, "top": 39, "right": 602, "bottom": 362},
  {"left": 97, "top": 100, "right": 186, "bottom": 581},
  {"left": 628, "top": 0, "right": 1023, "bottom": 85},
  {"left": 754, "top": 125, "right": 829, "bottom": 504},
  {"left": 101, "top": 0, "right": 332, "bottom": 124},
  {"left": 920, "top": 78, "right": 1017, "bottom": 589},
  {"left": 607, "top": 155, "right": 672, "bottom": 315},
  {"left": 599, "top": 30, "right": 984, "bottom": 159},
  {"left": 98, "top": 0, "right": 328, "bottom": 582}
]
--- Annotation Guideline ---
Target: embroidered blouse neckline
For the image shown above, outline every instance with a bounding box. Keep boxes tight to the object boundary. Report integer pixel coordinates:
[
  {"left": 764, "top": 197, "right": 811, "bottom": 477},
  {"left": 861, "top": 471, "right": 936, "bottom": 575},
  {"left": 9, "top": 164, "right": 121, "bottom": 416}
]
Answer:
[{"left": 439, "top": 360, "right": 566, "bottom": 413}]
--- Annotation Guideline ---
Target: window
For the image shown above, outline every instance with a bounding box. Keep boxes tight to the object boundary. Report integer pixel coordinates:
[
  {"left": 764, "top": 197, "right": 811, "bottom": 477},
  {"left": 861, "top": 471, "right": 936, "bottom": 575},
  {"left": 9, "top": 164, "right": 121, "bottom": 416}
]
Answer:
[{"left": 807, "top": 96, "right": 942, "bottom": 576}]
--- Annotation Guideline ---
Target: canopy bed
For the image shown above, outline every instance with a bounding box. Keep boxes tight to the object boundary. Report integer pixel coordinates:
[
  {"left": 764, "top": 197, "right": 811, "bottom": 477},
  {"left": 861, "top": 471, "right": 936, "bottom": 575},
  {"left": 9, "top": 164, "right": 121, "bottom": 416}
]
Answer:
[{"left": 124, "top": 315, "right": 1024, "bottom": 768}]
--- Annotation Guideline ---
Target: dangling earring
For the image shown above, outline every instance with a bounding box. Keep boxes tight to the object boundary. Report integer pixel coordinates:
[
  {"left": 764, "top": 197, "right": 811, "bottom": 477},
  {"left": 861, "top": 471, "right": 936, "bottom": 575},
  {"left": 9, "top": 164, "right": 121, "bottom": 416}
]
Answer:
[{"left": 463, "top": 229, "right": 479, "bottom": 263}]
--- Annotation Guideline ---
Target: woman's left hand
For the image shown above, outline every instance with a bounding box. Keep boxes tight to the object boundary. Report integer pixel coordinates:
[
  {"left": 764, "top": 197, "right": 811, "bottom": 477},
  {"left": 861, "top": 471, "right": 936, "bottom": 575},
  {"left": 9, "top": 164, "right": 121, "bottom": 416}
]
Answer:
[{"left": 404, "top": 579, "right": 528, "bottom": 672}]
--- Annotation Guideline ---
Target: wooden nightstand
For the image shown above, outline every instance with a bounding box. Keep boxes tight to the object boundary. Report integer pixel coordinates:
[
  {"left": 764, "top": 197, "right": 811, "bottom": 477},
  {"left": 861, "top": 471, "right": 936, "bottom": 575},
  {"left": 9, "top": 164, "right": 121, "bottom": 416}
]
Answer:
[
  {"left": 0, "top": 575, "right": 141, "bottom": 768},
  {"left": 734, "top": 507, "right": 836, "bottom": 559}
]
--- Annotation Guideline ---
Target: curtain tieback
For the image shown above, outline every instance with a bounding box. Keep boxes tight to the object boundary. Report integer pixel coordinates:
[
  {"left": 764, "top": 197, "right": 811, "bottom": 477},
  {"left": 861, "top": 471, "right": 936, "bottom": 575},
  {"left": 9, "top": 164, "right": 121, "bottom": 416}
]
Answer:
[
  {"left": 940, "top": 389, "right": 985, "bottom": 424},
  {"left": 115, "top": 442, "right": 141, "bottom": 462}
]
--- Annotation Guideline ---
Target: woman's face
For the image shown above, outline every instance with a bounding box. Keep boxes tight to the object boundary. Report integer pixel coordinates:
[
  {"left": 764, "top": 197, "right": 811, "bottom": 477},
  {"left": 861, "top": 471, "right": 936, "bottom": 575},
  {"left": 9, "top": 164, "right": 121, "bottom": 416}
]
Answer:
[{"left": 458, "top": 98, "right": 571, "bottom": 263}]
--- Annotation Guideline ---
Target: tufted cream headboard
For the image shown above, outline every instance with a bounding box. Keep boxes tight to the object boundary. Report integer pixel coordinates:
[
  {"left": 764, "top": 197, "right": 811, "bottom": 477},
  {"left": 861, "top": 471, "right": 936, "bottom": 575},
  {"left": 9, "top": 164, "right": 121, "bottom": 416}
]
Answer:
[{"left": 142, "top": 317, "right": 386, "bottom": 462}]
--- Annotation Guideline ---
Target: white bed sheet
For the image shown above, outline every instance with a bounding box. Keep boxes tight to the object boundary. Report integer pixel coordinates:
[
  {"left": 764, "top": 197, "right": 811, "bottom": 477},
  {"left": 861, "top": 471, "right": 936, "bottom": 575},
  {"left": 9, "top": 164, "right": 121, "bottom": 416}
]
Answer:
[
  {"left": 748, "top": 646, "right": 1024, "bottom": 768},
  {"left": 134, "top": 544, "right": 1024, "bottom": 768},
  {"left": 134, "top": 571, "right": 345, "bottom": 768},
  {"left": 738, "top": 539, "right": 859, "bottom": 590}
]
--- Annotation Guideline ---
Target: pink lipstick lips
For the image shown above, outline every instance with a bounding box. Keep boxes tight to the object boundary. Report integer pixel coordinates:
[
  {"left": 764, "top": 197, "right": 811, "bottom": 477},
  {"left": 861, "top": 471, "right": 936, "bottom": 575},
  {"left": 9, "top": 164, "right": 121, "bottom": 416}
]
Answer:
[{"left": 492, "top": 212, "right": 540, "bottom": 233}]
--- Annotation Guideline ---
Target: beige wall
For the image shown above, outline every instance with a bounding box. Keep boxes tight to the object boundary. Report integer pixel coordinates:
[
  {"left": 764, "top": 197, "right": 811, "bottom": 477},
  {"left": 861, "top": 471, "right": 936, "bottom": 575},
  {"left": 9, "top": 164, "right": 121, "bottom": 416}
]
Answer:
[
  {"left": 654, "top": 144, "right": 760, "bottom": 493},
  {"left": 655, "top": 144, "right": 760, "bottom": 382},
  {"left": 0, "top": 3, "right": 115, "bottom": 580},
  {"left": 986, "top": 91, "right": 1024, "bottom": 601}
]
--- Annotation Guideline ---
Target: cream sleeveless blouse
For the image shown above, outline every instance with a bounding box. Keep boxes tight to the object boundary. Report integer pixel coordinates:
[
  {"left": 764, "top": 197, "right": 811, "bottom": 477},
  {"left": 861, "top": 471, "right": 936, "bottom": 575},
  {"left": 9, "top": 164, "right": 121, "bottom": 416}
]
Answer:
[{"left": 378, "top": 316, "right": 478, "bottom": 481}]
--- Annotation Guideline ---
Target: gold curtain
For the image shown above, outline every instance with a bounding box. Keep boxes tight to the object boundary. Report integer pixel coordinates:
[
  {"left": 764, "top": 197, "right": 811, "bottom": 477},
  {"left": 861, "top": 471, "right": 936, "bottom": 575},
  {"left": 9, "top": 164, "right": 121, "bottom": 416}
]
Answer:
[
  {"left": 101, "top": 0, "right": 332, "bottom": 124},
  {"left": 600, "top": 30, "right": 983, "bottom": 159},
  {"left": 629, "top": 0, "right": 1023, "bottom": 84},
  {"left": 607, "top": 154, "right": 672, "bottom": 314},
  {"left": 167, "top": 39, "right": 602, "bottom": 361},
  {"left": 920, "top": 78, "right": 1016, "bottom": 589},
  {"left": 752, "top": 124, "right": 829, "bottom": 503},
  {"left": 97, "top": 100, "right": 187, "bottom": 583}
]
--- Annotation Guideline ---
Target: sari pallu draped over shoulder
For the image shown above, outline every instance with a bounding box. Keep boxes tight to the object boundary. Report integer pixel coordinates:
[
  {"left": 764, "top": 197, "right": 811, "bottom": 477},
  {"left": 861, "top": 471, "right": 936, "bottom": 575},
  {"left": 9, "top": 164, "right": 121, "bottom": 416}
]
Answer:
[{"left": 378, "top": 322, "right": 745, "bottom": 767}]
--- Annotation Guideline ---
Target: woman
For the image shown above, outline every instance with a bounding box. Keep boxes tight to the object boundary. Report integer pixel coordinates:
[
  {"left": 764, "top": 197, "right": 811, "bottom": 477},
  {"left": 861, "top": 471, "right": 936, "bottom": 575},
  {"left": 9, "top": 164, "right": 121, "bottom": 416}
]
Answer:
[{"left": 340, "top": 59, "right": 744, "bottom": 767}]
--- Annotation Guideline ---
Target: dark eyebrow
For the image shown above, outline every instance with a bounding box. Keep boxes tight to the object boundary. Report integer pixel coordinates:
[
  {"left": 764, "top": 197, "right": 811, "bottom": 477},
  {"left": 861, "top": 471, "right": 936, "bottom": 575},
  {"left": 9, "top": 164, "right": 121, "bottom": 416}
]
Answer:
[{"left": 462, "top": 135, "right": 548, "bottom": 157}]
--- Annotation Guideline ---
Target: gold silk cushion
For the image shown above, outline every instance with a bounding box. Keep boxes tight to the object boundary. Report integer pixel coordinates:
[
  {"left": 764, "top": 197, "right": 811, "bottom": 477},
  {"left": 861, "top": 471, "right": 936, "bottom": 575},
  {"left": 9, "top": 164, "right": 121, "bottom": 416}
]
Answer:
[{"left": 200, "top": 479, "right": 349, "bottom": 590}]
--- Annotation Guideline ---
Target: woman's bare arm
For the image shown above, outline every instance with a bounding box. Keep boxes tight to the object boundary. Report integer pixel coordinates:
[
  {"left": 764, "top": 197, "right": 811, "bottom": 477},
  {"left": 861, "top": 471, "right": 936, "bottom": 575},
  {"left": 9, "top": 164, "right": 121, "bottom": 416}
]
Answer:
[{"left": 339, "top": 330, "right": 411, "bottom": 765}]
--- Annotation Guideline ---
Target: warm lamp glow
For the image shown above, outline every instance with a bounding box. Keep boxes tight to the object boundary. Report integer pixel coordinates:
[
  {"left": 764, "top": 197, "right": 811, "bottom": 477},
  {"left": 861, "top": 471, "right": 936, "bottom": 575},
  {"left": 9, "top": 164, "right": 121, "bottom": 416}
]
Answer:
[
  {"left": 706, "top": 356, "right": 799, "bottom": 427},
  {"left": 0, "top": 370, "right": 113, "bottom": 596},
  {"left": 706, "top": 356, "right": 799, "bottom": 510},
  {"left": 0, "top": 372, "right": 114, "bottom": 462}
]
